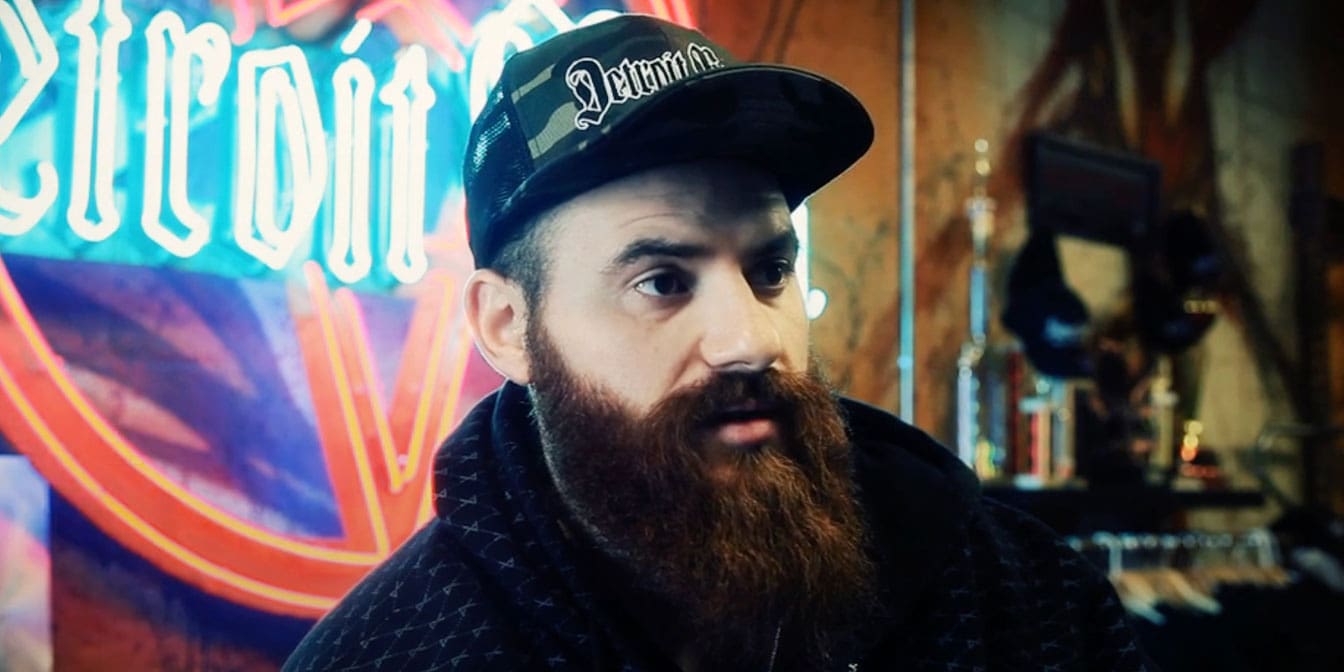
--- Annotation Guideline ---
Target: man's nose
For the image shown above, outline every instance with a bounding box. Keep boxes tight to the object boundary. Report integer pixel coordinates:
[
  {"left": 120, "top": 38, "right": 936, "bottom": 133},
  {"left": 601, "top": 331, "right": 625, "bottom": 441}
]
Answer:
[{"left": 697, "top": 275, "right": 785, "bottom": 374}]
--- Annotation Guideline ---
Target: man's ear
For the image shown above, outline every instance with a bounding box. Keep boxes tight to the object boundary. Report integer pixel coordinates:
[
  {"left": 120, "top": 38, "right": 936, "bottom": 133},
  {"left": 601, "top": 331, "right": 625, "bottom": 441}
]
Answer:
[{"left": 464, "top": 269, "right": 532, "bottom": 384}]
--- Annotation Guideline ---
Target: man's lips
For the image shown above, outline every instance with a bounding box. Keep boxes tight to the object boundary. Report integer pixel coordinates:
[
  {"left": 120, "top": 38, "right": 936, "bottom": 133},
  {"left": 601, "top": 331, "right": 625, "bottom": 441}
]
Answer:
[
  {"left": 714, "top": 417, "right": 778, "bottom": 445},
  {"left": 705, "top": 402, "right": 780, "bottom": 446}
]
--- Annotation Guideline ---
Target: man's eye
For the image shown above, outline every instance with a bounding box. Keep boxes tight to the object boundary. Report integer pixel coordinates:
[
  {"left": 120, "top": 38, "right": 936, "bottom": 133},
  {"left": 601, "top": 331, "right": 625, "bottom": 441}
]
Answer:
[
  {"left": 634, "top": 270, "right": 691, "bottom": 297},
  {"left": 749, "top": 259, "right": 795, "bottom": 289}
]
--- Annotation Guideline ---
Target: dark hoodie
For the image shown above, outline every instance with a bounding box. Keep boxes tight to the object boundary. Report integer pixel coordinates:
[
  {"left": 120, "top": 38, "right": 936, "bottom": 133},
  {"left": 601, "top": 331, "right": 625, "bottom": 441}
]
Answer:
[{"left": 284, "top": 383, "right": 1152, "bottom": 671}]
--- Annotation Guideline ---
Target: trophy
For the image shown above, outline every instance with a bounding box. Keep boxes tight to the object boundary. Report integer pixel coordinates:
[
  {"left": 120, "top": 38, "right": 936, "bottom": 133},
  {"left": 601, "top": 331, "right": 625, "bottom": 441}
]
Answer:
[{"left": 955, "top": 140, "right": 1015, "bottom": 477}]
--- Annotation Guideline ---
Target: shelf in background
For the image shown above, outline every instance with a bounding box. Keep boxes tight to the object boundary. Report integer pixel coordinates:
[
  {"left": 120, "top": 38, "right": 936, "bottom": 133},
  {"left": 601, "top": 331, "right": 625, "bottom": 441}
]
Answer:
[{"left": 981, "top": 482, "right": 1267, "bottom": 535}]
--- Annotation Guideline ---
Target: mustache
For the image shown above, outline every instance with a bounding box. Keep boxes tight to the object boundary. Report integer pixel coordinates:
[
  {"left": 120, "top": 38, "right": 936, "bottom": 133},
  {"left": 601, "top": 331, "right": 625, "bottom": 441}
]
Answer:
[{"left": 654, "top": 369, "right": 820, "bottom": 429}]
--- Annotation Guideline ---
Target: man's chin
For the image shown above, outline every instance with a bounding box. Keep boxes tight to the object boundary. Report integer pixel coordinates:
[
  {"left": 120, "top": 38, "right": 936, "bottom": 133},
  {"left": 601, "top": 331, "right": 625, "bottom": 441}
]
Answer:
[{"left": 700, "top": 451, "right": 762, "bottom": 486}]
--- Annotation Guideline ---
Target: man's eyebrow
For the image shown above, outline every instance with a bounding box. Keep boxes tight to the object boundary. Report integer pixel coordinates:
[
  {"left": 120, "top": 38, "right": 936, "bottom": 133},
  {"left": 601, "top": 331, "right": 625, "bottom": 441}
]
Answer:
[
  {"left": 602, "top": 228, "right": 799, "bottom": 274},
  {"left": 604, "top": 237, "right": 714, "bottom": 273},
  {"left": 752, "top": 229, "right": 800, "bottom": 259}
]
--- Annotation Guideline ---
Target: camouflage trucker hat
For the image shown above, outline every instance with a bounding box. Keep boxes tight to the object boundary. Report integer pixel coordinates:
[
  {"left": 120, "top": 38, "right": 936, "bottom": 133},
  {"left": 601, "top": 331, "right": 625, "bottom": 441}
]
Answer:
[{"left": 463, "top": 13, "right": 874, "bottom": 268}]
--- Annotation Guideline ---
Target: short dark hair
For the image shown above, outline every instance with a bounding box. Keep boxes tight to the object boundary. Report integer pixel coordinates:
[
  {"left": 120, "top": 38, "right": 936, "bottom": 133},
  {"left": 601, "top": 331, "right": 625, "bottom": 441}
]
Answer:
[{"left": 488, "top": 210, "right": 556, "bottom": 309}]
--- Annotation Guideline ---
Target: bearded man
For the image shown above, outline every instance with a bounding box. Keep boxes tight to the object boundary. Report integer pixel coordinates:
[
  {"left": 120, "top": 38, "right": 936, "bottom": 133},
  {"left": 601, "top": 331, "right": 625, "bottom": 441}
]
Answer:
[{"left": 285, "top": 14, "right": 1151, "bottom": 672}]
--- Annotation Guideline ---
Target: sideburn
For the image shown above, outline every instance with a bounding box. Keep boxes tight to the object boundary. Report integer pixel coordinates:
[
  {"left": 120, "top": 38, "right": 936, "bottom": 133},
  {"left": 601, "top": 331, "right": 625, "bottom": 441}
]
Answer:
[{"left": 526, "top": 324, "right": 877, "bottom": 670}]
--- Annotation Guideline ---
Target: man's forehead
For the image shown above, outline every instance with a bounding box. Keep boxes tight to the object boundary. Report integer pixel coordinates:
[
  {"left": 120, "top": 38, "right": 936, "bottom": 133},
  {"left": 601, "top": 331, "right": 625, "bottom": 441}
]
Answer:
[{"left": 608, "top": 206, "right": 794, "bottom": 244}]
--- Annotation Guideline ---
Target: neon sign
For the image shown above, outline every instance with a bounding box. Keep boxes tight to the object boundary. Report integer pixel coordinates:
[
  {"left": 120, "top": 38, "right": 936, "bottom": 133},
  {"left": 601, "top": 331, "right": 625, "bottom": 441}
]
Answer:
[
  {"left": 0, "top": 0, "right": 59, "bottom": 236},
  {"left": 1, "top": 0, "right": 828, "bottom": 623},
  {"left": 0, "top": 0, "right": 694, "bottom": 289},
  {"left": 63, "top": 0, "right": 133, "bottom": 243},
  {"left": 0, "top": 0, "right": 698, "bottom": 618},
  {"left": 142, "top": 11, "right": 231, "bottom": 258}
]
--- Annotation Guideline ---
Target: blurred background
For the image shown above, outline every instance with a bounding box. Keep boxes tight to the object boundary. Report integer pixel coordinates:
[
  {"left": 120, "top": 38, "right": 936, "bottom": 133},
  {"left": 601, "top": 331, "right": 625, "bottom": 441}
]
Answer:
[{"left": 0, "top": 0, "right": 1342, "bottom": 669}]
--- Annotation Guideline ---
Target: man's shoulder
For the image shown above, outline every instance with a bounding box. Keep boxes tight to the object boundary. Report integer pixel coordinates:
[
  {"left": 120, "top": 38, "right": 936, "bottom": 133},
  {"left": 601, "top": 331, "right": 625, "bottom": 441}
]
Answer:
[
  {"left": 968, "top": 497, "right": 1103, "bottom": 583},
  {"left": 873, "top": 496, "right": 1154, "bottom": 669},
  {"left": 839, "top": 396, "right": 982, "bottom": 498},
  {"left": 282, "top": 519, "right": 515, "bottom": 672},
  {"left": 836, "top": 396, "right": 1091, "bottom": 581},
  {"left": 835, "top": 399, "right": 1150, "bottom": 665}
]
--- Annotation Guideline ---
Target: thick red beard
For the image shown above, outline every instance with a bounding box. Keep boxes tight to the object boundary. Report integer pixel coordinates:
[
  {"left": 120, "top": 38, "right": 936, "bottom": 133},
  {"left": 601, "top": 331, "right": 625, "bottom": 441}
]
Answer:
[{"left": 526, "top": 324, "right": 875, "bottom": 670}]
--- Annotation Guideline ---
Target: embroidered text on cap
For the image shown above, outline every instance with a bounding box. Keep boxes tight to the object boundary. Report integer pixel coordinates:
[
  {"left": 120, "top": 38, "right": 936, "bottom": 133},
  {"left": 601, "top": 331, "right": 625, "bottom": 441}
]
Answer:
[{"left": 565, "top": 43, "right": 725, "bottom": 130}]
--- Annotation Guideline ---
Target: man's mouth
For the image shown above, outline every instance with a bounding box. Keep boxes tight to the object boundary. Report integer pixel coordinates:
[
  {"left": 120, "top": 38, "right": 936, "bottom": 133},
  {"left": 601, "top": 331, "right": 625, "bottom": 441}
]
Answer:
[
  {"left": 715, "top": 417, "right": 778, "bottom": 445},
  {"left": 706, "top": 403, "right": 780, "bottom": 447}
]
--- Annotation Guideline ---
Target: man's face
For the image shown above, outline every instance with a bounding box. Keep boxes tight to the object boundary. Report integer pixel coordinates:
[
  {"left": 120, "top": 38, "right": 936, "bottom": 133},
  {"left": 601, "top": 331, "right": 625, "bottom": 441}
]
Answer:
[
  {"left": 528, "top": 160, "right": 810, "bottom": 470},
  {"left": 521, "top": 161, "right": 873, "bottom": 668}
]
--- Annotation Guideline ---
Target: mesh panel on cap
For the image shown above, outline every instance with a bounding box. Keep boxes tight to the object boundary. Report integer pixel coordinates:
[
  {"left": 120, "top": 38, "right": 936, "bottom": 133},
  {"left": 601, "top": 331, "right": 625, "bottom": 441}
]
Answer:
[{"left": 465, "top": 84, "right": 535, "bottom": 266}]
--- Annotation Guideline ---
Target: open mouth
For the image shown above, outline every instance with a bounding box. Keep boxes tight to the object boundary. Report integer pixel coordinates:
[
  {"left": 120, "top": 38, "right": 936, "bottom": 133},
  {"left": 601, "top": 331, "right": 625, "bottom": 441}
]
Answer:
[{"left": 705, "top": 403, "right": 781, "bottom": 446}]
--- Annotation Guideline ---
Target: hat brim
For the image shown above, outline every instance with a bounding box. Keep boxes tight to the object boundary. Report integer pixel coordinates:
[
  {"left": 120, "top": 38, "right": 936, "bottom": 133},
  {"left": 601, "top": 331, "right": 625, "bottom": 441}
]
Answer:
[{"left": 504, "top": 64, "right": 874, "bottom": 233}]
